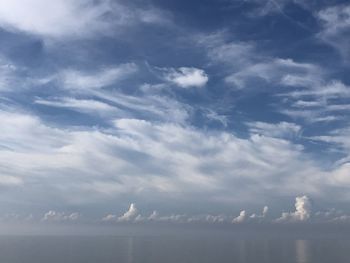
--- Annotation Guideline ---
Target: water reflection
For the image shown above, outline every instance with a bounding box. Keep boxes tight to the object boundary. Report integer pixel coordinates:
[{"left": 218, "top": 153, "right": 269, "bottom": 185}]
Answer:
[
  {"left": 127, "top": 237, "right": 134, "bottom": 263},
  {"left": 295, "top": 240, "right": 311, "bottom": 263}
]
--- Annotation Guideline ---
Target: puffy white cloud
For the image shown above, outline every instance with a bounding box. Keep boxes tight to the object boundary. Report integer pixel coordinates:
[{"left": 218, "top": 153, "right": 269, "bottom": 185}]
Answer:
[
  {"left": 164, "top": 67, "right": 208, "bottom": 88},
  {"left": 148, "top": 210, "right": 159, "bottom": 221},
  {"left": 276, "top": 196, "right": 311, "bottom": 223},
  {"left": 262, "top": 206, "right": 269, "bottom": 217},
  {"left": 118, "top": 203, "right": 138, "bottom": 222},
  {"left": 232, "top": 210, "right": 247, "bottom": 223},
  {"left": 101, "top": 214, "right": 117, "bottom": 222},
  {"left": 42, "top": 210, "right": 80, "bottom": 222},
  {"left": 250, "top": 206, "right": 269, "bottom": 220}
]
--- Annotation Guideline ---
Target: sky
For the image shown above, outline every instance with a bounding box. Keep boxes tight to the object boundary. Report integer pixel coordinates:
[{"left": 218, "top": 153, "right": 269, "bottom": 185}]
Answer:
[{"left": 0, "top": 0, "right": 350, "bottom": 227}]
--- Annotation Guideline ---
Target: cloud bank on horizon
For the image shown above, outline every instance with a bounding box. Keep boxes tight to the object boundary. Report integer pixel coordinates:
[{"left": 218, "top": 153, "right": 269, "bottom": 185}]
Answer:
[{"left": 0, "top": 0, "right": 350, "bottom": 226}]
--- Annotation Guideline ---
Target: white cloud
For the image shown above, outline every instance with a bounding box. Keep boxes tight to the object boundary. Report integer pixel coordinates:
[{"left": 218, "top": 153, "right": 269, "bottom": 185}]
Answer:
[
  {"left": 61, "top": 63, "right": 138, "bottom": 90},
  {"left": 317, "top": 4, "right": 350, "bottom": 59},
  {"left": 247, "top": 121, "right": 301, "bottom": 139},
  {"left": 262, "top": 206, "right": 269, "bottom": 217},
  {"left": 118, "top": 203, "right": 138, "bottom": 222},
  {"left": 0, "top": 0, "right": 168, "bottom": 39},
  {"left": 232, "top": 210, "right": 247, "bottom": 223},
  {"left": 197, "top": 32, "right": 255, "bottom": 68},
  {"left": 0, "top": 57, "right": 25, "bottom": 92},
  {"left": 35, "top": 97, "right": 118, "bottom": 115},
  {"left": 148, "top": 210, "right": 159, "bottom": 221},
  {"left": 225, "top": 58, "right": 321, "bottom": 89},
  {"left": 164, "top": 67, "right": 208, "bottom": 88},
  {"left": 276, "top": 195, "right": 311, "bottom": 223},
  {"left": 42, "top": 210, "right": 80, "bottom": 222},
  {"left": 0, "top": 0, "right": 111, "bottom": 38},
  {"left": 101, "top": 214, "right": 117, "bottom": 222},
  {"left": 204, "top": 109, "right": 228, "bottom": 127},
  {"left": 250, "top": 206, "right": 269, "bottom": 220},
  {"left": 279, "top": 80, "right": 350, "bottom": 123},
  {"left": 1, "top": 108, "right": 350, "bottom": 214}
]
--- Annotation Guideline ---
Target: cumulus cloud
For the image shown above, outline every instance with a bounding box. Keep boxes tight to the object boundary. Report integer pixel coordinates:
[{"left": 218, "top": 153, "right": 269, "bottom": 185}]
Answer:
[
  {"left": 101, "top": 204, "right": 271, "bottom": 224},
  {"left": 148, "top": 210, "right": 159, "bottom": 221},
  {"left": 164, "top": 67, "right": 209, "bottom": 88},
  {"left": 117, "top": 203, "right": 139, "bottom": 222},
  {"left": 42, "top": 210, "right": 80, "bottom": 222},
  {"left": 101, "top": 214, "right": 117, "bottom": 222},
  {"left": 250, "top": 206, "right": 269, "bottom": 220},
  {"left": 232, "top": 210, "right": 247, "bottom": 223},
  {"left": 276, "top": 196, "right": 311, "bottom": 223},
  {"left": 262, "top": 206, "right": 269, "bottom": 217}
]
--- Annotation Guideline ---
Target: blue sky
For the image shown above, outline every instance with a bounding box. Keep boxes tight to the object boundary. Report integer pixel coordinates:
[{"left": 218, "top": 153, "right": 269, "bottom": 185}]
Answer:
[{"left": 0, "top": 0, "right": 350, "bottom": 225}]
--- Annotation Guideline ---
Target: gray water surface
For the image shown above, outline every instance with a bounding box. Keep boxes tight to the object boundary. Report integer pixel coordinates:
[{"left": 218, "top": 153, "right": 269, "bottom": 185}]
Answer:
[{"left": 0, "top": 236, "right": 349, "bottom": 263}]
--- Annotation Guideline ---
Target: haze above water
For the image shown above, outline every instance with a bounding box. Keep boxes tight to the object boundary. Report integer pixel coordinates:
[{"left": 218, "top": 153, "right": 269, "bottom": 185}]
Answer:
[{"left": 0, "top": 235, "right": 349, "bottom": 263}]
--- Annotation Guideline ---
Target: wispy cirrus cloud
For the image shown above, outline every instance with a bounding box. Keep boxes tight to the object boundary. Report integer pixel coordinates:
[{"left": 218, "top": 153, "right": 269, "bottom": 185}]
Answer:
[{"left": 317, "top": 4, "right": 350, "bottom": 59}]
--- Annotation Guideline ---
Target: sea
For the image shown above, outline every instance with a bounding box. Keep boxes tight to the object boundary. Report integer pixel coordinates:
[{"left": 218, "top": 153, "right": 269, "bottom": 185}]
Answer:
[{"left": 0, "top": 234, "right": 349, "bottom": 263}]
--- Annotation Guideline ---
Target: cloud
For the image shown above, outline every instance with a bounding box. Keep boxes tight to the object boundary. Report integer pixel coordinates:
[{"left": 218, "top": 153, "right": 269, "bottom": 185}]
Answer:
[
  {"left": 117, "top": 203, "right": 139, "bottom": 222},
  {"left": 247, "top": 122, "right": 301, "bottom": 139},
  {"left": 147, "top": 210, "right": 159, "bottom": 221},
  {"left": 276, "top": 195, "right": 311, "bottom": 222},
  {"left": 102, "top": 203, "right": 140, "bottom": 222},
  {"left": 36, "top": 64, "right": 189, "bottom": 124},
  {"left": 0, "top": 57, "right": 26, "bottom": 92},
  {"left": 317, "top": 4, "right": 350, "bottom": 59},
  {"left": 163, "top": 67, "right": 209, "bottom": 88},
  {"left": 225, "top": 58, "right": 321, "bottom": 89},
  {"left": 263, "top": 206, "right": 269, "bottom": 217},
  {"left": 204, "top": 109, "right": 229, "bottom": 127},
  {"left": 1, "top": 107, "right": 350, "bottom": 215},
  {"left": 198, "top": 30, "right": 349, "bottom": 124},
  {"left": 232, "top": 210, "right": 247, "bottom": 223},
  {"left": 0, "top": 0, "right": 111, "bottom": 38},
  {"left": 0, "top": 0, "right": 168, "bottom": 39},
  {"left": 279, "top": 80, "right": 350, "bottom": 123},
  {"left": 61, "top": 64, "right": 138, "bottom": 90},
  {"left": 197, "top": 32, "right": 255, "bottom": 68},
  {"left": 101, "top": 214, "right": 117, "bottom": 222},
  {"left": 101, "top": 204, "right": 271, "bottom": 224},
  {"left": 42, "top": 210, "right": 80, "bottom": 222},
  {"left": 35, "top": 97, "right": 118, "bottom": 115},
  {"left": 250, "top": 206, "right": 269, "bottom": 220}
]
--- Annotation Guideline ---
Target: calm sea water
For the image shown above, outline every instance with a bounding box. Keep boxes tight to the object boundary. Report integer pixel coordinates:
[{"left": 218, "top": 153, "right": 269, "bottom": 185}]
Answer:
[{"left": 0, "top": 235, "right": 349, "bottom": 263}]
